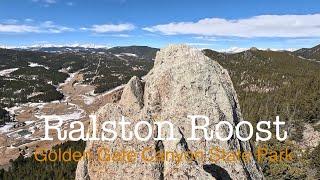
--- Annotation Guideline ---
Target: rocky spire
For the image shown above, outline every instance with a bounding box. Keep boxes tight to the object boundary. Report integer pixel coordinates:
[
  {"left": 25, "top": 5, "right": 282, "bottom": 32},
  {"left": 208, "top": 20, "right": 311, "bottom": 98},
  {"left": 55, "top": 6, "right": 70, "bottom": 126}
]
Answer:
[{"left": 76, "top": 44, "right": 264, "bottom": 180}]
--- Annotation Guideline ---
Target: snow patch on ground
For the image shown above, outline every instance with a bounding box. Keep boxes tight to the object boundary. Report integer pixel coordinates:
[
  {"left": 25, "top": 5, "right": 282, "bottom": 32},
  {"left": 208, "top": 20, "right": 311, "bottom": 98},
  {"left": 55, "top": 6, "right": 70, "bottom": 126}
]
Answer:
[
  {"left": 27, "top": 92, "right": 44, "bottom": 99},
  {"left": 25, "top": 102, "right": 47, "bottom": 108},
  {"left": 58, "top": 67, "right": 71, "bottom": 73},
  {"left": 0, "top": 68, "right": 19, "bottom": 76},
  {"left": 4, "top": 106, "right": 21, "bottom": 115},
  {"left": 0, "top": 123, "right": 15, "bottom": 133},
  {"left": 24, "top": 121, "right": 34, "bottom": 125},
  {"left": 59, "top": 72, "right": 77, "bottom": 87},
  {"left": 28, "top": 62, "right": 49, "bottom": 69},
  {"left": 35, "top": 110, "right": 84, "bottom": 122},
  {"left": 88, "top": 90, "right": 97, "bottom": 96},
  {"left": 114, "top": 53, "right": 138, "bottom": 57},
  {"left": 81, "top": 95, "right": 96, "bottom": 105},
  {"left": 121, "top": 53, "right": 137, "bottom": 57},
  {"left": 104, "top": 84, "right": 125, "bottom": 96}
]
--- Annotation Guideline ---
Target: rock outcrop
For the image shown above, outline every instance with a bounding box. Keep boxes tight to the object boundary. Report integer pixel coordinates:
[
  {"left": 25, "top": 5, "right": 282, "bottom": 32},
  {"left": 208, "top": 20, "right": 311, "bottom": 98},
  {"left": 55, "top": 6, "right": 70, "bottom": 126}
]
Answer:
[{"left": 76, "top": 45, "right": 264, "bottom": 180}]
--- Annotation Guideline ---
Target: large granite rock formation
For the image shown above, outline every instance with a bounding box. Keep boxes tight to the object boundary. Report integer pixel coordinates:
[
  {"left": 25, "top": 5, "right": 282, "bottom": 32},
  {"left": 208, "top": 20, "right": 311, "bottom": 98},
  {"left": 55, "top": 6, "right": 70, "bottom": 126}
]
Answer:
[{"left": 76, "top": 45, "right": 264, "bottom": 180}]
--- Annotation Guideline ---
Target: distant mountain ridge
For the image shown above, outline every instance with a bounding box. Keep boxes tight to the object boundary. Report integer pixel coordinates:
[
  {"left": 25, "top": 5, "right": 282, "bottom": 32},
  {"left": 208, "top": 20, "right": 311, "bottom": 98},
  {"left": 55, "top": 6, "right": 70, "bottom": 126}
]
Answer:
[
  {"left": 16, "top": 45, "right": 160, "bottom": 60},
  {"left": 20, "top": 46, "right": 109, "bottom": 54},
  {"left": 13, "top": 43, "right": 320, "bottom": 61},
  {"left": 294, "top": 44, "right": 320, "bottom": 61}
]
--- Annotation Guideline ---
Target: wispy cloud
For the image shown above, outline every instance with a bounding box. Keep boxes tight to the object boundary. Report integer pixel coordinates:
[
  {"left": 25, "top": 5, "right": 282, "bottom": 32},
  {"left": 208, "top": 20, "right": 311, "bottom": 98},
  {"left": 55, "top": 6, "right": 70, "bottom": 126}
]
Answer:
[
  {"left": 32, "top": 0, "right": 57, "bottom": 6},
  {"left": 0, "top": 20, "right": 73, "bottom": 33},
  {"left": 0, "top": 24, "right": 40, "bottom": 33},
  {"left": 89, "top": 33, "right": 132, "bottom": 38},
  {"left": 108, "top": 34, "right": 131, "bottom": 37},
  {"left": 81, "top": 23, "right": 135, "bottom": 33},
  {"left": 0, "top": 43, "right": 110, "bottom": 49},
  {"left": 193, "top": 36, "right": 217, "bottom": 41},
  {"left": 66, "top": 2, "right": 74, "bottom": 6},
  {"left": 143, "top": 14, "right": 320, "bottom": 38},
  {"left": 186, "top": 42, "right": 214, "bottom": 46},
  {"left": 32, "top": 0, "right": 56, "bottom": 3},
  {"left": 24, "top": 18, "right": 34, "bottom": 22},
  {"left": 193, "top": 36, "right": 240, "bottom": 42},
  {"left": 41, "top": 21, "right": 74, "bottom": 33},
  {"left": 3, "top": 19, "right": 19, "bottom": 24}
]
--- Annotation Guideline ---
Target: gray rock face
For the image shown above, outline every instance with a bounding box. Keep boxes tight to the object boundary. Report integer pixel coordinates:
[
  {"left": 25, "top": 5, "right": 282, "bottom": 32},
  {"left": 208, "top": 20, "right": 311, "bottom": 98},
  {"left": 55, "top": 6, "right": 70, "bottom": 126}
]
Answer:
[
  {"left": 119, "top": 76, "right": 144, "bottom": 110},
  {"left": 76, "top": 45, "right": 264, "bottom": 180}
]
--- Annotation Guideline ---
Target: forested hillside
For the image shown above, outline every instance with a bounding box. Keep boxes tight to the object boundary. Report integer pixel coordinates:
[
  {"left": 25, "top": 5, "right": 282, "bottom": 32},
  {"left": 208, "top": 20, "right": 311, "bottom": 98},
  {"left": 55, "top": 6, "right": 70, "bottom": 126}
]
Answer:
[
  {"left": 0, "top": 47, "right": 156, "bottom": 107},
  {"left": 0, "top": 47, "right": 157, "bottom": 180},
  {"left": 0, "top": 140, "right": 86, "bottom": 180},
  {"left": 294, "top": 44, "right": 320, "bottom": 61},
  {"left": 204, "top": 48, "right": 320, "bottom": 179},
  {"left": 0, "top": 48, "right": 86, "bottom": 107},
  {"left": 204, "top": 49, "right": 320, "bottom": 128},
  {"left": 0, "top": 108, "right": 9, "bottom": 126},
  {"left": 106, "top": 46, "right": 159, "bottom": 60}
]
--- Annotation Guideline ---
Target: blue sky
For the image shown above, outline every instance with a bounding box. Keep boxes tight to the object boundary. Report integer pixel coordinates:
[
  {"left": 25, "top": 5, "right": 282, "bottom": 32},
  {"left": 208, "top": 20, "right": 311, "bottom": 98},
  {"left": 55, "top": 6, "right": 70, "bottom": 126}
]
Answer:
[{"left": 1, "top": 0, "right": 320, "bottom": 51}]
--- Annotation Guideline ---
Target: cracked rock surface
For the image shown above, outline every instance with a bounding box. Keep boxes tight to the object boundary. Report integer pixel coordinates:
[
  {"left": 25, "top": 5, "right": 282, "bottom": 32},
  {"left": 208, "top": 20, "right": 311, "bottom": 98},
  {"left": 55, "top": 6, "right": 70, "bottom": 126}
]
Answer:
[{"left": 76, "top": 45, "right": 264, "bottom": 180}]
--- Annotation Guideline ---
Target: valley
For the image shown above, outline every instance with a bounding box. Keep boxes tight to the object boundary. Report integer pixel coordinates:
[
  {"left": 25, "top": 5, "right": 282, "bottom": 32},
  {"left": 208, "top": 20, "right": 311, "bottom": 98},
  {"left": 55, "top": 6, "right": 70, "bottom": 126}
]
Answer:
[
  {"left": 0, "top": 70, "right": 115, "bottom": 167},
  {"left": 0, "top": 46, "right": 156, "bottom": 168}
]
